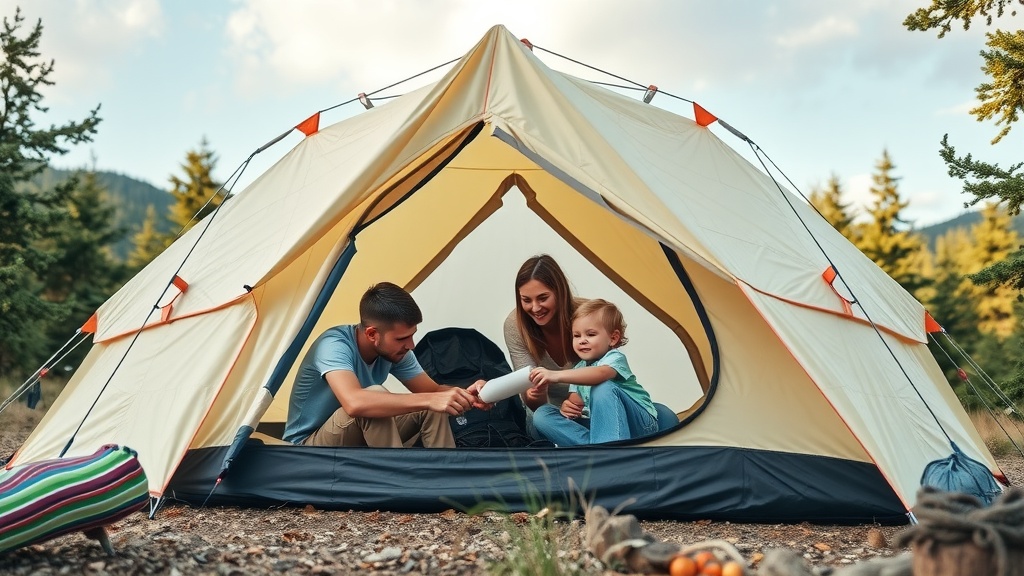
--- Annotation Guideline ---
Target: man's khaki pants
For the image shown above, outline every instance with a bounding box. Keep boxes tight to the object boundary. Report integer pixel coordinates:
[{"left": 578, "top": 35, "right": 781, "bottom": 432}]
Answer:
[{"left": 303, "top": 407, "right": 455, "bottom": 448}]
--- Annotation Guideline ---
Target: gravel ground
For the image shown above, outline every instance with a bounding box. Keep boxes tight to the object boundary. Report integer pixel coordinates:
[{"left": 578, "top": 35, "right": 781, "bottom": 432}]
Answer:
[{"left": 2, "top": 403, "right": 1020, "bottom": 575}]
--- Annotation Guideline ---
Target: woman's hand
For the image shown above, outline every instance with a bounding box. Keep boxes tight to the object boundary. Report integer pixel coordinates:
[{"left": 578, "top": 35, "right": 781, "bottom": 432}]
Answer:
[{"left": 523, "top": 379, "right": 548, "bottom": 403}]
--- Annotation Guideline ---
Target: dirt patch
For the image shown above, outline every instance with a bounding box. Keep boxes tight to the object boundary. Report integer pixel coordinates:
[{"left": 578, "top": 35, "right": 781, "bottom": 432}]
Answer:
[{"left": 1, "top": 403, "right": 1020, "bottom": 575}]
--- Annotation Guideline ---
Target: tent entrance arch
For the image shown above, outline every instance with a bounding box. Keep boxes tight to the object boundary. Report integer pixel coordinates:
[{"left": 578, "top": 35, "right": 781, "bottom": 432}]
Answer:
[{"left": 259, "top": 127, "right": 714, "bottom": 430}]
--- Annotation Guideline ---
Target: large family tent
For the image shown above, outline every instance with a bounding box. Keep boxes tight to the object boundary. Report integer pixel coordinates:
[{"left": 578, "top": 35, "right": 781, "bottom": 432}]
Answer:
[{"left": 7, "top": 25, "right": 1004, "bottom": 523}]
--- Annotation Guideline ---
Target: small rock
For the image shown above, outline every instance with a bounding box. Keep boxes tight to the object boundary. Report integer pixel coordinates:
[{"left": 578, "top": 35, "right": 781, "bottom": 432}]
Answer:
[
  {"left": 363, "top": 546, "right": 402, "bottom": 563},
  {"left": 272, "top": 559, "right": 297, "bottom": 571},
  {"left": 814, "top": 542, "right": 832, "bottom": 552},
  {"left": 866, "top": 528, "right": 887, "bottom": 549}
]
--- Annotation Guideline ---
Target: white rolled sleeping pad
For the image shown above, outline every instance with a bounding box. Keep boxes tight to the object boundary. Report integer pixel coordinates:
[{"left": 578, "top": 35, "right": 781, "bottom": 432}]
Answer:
[{"left": 478, "top": 365, "right": 534, "bottom": 403}]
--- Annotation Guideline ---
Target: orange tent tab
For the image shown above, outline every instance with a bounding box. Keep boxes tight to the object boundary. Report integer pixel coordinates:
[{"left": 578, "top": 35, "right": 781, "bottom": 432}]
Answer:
[
  {"left": 925, "top": 311, "right": 943, "bottom": 334},
  {"left": 296, "top": 112, "right": 320, "bottom": 136},
  {"left": 81, "top": 313, "right": 98, "bottom": 334},
  {"left": 693, "top": 102, "right": 717, "bottom": 127},
  {"left": 171, "top": 275, "right": 189, "bottom": 293},
  {"left": 821, "top": 266, "right": 853, "bottom": 316}
]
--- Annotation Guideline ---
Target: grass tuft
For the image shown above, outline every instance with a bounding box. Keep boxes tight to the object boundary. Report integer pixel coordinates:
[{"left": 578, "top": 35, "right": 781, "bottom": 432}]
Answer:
[{"left": 969, "top": 409, "right": 1024, "bottom": 458}]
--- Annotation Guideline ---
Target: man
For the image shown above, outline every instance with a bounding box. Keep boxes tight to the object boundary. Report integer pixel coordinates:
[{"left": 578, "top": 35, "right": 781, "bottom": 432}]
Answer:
[{"left": 283, "top": 282, "right": 488, "bottom": 447}]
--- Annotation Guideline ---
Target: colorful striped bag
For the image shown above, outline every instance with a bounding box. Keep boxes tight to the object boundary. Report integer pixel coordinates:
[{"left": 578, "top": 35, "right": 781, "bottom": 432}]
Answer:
[{"left": 0, "top": 444, "right": 149, "bottom": 555}]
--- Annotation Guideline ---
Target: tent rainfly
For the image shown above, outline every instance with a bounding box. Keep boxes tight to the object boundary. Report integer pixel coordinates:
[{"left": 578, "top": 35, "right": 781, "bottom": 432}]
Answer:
[{"left": 7, "top": 25, "right": 1004, "bottom": 523}]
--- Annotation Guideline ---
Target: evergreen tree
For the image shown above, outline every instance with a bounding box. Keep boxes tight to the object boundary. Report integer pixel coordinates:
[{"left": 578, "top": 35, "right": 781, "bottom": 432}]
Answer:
[
  {"left": 808, "top": 174, "right": 855, "bottom": 239},
  {"left": 0, "top": 9, "right": 100, "bottom": 377},
  {"left": 853, "top": 150, "right": 929, "bottom": 297},
  {"left": 39, "top": 170, "right": 127, "bottom": 367},
  {"left": 128, "top": 205, "right": 166, "bottom": 269},
  {"left": 166, "top": 138, "right": 222, "bottom": 238},
  {"left": 906, "top": 2, "right": 1024, "bottom": 398},
  {"left": 967, "top": 203, "right": 1020, "bottom": 338},
  {"left": 929, "top": 229, "right": 981, "bottom": 346}
]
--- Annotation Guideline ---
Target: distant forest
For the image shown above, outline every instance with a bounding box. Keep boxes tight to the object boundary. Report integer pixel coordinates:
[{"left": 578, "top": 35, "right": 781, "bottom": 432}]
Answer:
[
  {"left": 919, "top": 210, "right": 1024, "bottom": 249},
  {"left": 31, "top": 167, "right": 174, "bottom": 259}
]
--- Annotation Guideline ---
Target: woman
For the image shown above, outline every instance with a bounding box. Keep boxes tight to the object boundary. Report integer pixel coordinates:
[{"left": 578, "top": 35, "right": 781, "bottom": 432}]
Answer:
[{"left": 503, "top": 255, "right": 583, "bottom": 430}]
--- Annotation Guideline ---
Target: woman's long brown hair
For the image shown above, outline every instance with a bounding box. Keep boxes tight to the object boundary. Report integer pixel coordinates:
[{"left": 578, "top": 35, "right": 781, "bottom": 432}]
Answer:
[{"left": 514, "top": 254, "right": 578, "bottom": 366}]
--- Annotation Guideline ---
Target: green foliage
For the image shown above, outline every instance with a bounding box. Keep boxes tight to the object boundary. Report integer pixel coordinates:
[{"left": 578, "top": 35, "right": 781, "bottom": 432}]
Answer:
[
  {"left": 973, "top": 30, "right": 1024, "bottom": 144},
  {"left": 903, "top": 0, "right": 1023, "bottom": 37},
  {"left": 487, "top": 509, "right": 583, "bottom": 576},
  {"left": 853, "top": 150, "right": 929, "bottom": 297},
  {"left": 967, "top": 203, "right": 1020, "bottom": 337},
  {"left": 40, "top": 170, "right": 129, "bottom": 367},
  {"left": 453, "top": 462, "right": 587, "bottom": 576},
  {"left": 0, "top": 9, "right": 100, "bottom": 378},
  {"left": 940, "top": 136, "right": 1024, "bottom": 216},
  {"left": 906, "top": 1, "right": 1024, "bottom": 400},
  {"left": 808, "top": 174, "right": 855, "bottom": 238},
  {"left": 166, "top": 138, "right": 223, "bottom": 236},
  {"left": 128, "top": 205, "right": 166, "bottom": 268},
  {"left": 33, "top": 167, "right": 174, "bottom": 259}
]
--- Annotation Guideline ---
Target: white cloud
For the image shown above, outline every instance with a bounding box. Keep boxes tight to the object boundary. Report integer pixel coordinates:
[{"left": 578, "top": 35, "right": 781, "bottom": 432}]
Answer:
[
  {"left": 937, "top": 99, "right": 977, "bottom": 116},
  {"left": 776, "top": 16, "right": 858, "bottom": 48},
  {"left": 0, "top": 0, "right": 163, "bottom": 101},
  {"left": 845, "top": 173, "right": 874, "bottom": 222},
  {"left": 223, "top": 0, "right": 571, "bottom": 98}
]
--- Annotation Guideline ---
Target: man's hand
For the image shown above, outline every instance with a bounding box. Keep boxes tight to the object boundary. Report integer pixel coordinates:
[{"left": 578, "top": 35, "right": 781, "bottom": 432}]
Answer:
[
  {"left": 466, "top": 379, "right": 493, "bottom": 411},
  {"left": 428, "top": 387, "right": 476, "bottom": 416},
  {"left": 560, "top": 394, "right": 584, "bottom": 419}
]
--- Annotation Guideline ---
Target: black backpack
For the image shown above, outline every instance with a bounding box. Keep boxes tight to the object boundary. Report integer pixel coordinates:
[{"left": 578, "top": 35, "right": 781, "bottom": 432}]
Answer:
[{"left": 414, "top": 327, "right": 541, "bottom": 448}]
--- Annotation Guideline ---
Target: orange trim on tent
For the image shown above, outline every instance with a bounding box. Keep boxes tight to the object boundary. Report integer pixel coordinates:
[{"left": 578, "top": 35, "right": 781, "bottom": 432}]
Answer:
[
  {"left": 95, "top": 293, "right": 253, "bottom": 344},
  {"left": 821, "top": 266, "right": 854, "bottom": 316},
  {"left": 296, "top": 112, "right": 320, "bottom": 136},
  {"left": 693, "top": 102, "right": 717, "bottom": 127},
  {"left": 81, "top": 313, "right": 98, "bottom": 334},
  {"left": 741, "top": 279, "right": 925, "bottom": 344},
  {"left": 157, "top": 293, "right": 260, "bottom": 498},
  {"left": 520, "top": 38, "right": 533, "bottom": 51},
  {"left": 735, "top": 282, "right": 913, "bottom": 513},
  {"left": 924, "top": 311, "right": 943, "bottom": 334}
]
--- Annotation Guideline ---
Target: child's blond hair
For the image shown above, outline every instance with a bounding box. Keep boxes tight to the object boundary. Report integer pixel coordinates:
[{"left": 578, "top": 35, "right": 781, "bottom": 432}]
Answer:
[{"left": 571, "top": 298, "right": 628, "bottom": 347}]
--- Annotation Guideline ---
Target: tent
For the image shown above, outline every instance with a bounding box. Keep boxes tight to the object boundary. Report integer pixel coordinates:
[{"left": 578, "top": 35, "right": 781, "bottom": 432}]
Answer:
[{"left": 7, "top": 25, "right": 1004, "bottom": 523}]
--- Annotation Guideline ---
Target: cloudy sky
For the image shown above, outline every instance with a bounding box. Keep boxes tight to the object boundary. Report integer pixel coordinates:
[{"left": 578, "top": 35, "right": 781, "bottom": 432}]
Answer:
[{"left": 6, "top": 0, "right": 1023, "bottom": 226}]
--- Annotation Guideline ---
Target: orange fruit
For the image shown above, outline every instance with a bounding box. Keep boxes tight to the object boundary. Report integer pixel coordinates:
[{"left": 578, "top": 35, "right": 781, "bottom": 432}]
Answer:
[
  {"left": 693, "top": 551, "right": 716, "bottom": 571},
  {"left": 721, "top": 561, "right": 745, "bottom": 576},
  {"left": 669, "top": 555, "right": 698, "bottom": 576},
  {"left": 701, "top": 561, "right": 723, "bottom": 576}
]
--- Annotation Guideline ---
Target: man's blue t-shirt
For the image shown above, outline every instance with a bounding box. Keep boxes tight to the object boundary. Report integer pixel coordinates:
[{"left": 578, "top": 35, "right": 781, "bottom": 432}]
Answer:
[{"left": 283, "top": 325, "right": 424, "bottom": 444}]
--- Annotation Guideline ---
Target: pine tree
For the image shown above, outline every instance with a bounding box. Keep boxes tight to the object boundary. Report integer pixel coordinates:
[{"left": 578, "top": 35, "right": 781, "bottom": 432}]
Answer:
[
  {"left": 853, "top": 150, "right": 929, "bottom": 297},
  {"left": 128, "top": 205, "right": 167, "bottom": 269},
  {"left": 904, "top": 0, "right": 1024, "bottom": 402},
  {"left": 38, "top": 170, "right": 126, "bottom": 365},
  {"left": 0, "top": 9, "right": 100, "bottom": 377},
  {"left": 808, "top": 174, "right": 855, "bottom": 239},
  {"left": 966, "top": 203, "right": 1020, "bottom": 338},
  {"left": 166, "top": 138, "right": 222, "bottom": 237}
]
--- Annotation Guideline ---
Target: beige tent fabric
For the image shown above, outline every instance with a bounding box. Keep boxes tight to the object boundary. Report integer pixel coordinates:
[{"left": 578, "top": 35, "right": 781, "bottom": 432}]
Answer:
[
  {"left": 14, "top": 299, "right": 258, "bottom": 495},
  {"left": 744, "top": 287, "right": 997, "bottom": 506}
]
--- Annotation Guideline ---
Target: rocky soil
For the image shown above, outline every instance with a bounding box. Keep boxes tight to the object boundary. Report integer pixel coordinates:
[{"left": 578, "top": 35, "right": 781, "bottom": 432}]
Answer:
[{"left": 2, "top": 403, "right": 1020, "bottom": 575}]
